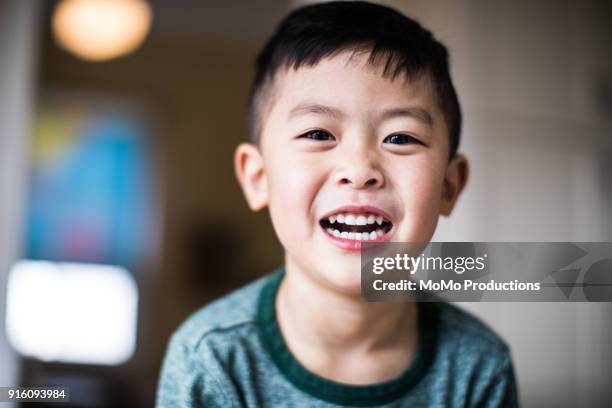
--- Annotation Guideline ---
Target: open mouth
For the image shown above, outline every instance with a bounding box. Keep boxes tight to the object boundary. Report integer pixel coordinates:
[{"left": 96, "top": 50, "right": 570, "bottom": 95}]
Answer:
[{"left": 319, "top": 212, "right": 393, "bottom": 241}]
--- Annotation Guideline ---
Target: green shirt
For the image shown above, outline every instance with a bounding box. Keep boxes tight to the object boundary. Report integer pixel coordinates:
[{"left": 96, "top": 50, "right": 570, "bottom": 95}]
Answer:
[{"left": 156, "top": 267, "right": 519, "bottom": 407}]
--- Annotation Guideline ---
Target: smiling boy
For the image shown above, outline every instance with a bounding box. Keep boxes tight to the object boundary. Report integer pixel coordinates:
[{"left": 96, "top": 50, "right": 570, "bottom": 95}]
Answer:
[{"left": 157, "top": 2, "right": 518, "bottom": 407}]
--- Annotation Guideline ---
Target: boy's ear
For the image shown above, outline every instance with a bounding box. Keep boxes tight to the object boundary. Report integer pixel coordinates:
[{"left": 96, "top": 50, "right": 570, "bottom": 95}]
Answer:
[
  {"left": 234, "top": 142, "right": 268, "bottom": 211},
  {"left": 440, "top": 154, "right": 469, "bottom": 216}
]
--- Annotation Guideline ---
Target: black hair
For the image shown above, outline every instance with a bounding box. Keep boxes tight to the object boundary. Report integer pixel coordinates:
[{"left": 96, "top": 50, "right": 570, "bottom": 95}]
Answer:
[{"left": 247, "top": 1, "right": 462, "bottom": 158}]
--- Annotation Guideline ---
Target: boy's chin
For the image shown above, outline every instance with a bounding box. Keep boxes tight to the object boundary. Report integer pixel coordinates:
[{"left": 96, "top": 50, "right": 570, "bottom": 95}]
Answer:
[{"left": 317, "top": 264, "right": 364, "bottom": 297}]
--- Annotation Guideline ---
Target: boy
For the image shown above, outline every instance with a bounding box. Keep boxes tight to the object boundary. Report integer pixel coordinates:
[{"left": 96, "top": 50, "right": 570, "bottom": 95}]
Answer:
[{"left": 156, "top": 2, "right": 518, "bottom": 407}]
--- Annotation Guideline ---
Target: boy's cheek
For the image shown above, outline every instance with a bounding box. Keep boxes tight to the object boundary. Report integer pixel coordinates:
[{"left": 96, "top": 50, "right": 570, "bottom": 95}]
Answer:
[
  {"left": 394, "top": 172, "right": 443, "bottom": 241},
  {"left": 395, "top": 202, "right": 439, "bottom": 243},
  {"left": 267, "top": 165, "right": 323, "bottom": 226}
]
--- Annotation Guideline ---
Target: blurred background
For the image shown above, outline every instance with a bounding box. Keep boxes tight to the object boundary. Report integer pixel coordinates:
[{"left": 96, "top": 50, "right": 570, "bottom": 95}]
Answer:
[{"left": 0, "top": 0, "right": 610, "bottom": 407}]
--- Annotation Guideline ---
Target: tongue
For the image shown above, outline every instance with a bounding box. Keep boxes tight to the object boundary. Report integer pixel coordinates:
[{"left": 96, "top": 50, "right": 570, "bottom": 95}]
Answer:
[{"left": 332, "top": 224, "right": 377, "bottom": 233}]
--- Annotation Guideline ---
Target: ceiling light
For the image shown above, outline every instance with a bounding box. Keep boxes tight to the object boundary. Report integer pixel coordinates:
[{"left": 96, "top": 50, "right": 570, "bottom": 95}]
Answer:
[{"left": 52, "top": 0, "right": 153, "bottom": 62}]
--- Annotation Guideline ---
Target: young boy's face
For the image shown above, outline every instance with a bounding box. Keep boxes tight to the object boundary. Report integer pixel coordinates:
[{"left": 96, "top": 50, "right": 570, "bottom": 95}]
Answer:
[{"left": 236, "top": 51, "right": 467, "bottom": 295}]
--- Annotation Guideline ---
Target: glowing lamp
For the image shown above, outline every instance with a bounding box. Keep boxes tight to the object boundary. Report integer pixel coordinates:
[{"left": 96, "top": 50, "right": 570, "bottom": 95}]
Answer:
[{"left": 52, "top": 0, "right": 152, "bottom": 62}]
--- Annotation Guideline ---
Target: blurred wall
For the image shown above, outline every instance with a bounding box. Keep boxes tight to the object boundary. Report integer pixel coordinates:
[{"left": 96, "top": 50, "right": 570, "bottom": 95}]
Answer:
[
  {"left": 0, "top": 0, "right": 41, "bottom": 400},
  {"left": 37, "top": 5, "right": 284, "bottom": 397}
]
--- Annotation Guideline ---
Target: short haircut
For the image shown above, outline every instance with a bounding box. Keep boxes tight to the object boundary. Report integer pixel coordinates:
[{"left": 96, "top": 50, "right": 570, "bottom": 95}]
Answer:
[{"left": 246, "top": 1, "right": 462, "bottom": 158}]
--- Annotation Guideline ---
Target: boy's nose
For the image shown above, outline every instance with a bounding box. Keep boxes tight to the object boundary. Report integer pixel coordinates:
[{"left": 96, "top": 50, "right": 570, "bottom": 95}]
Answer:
[{"left": 334, "top": 163, "right": 384, "bottom": 190}]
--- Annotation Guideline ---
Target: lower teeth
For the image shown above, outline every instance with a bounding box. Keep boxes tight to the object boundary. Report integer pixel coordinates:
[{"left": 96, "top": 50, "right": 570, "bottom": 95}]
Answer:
[{"left": 326, "top": 228, "right": 384, "bottom": 240}]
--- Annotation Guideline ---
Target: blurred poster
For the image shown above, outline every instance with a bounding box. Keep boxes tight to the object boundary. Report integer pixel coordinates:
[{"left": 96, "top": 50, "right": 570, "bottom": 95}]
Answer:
[{"left": 26, "top": 93, "right": 154, "bottom": 267}]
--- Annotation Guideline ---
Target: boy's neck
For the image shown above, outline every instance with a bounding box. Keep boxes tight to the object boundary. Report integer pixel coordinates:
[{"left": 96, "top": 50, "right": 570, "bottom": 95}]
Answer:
[{"left": 276, "top": 259, "right": 419, "bottom": 384}]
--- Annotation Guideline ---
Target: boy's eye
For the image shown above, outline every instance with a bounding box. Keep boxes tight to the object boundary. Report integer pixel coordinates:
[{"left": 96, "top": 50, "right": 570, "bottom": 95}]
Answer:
[
  {"left": 299, "top": 129, "right": 335, "bottom": 141},
  {"left": 383, "top": 133, "right": 425, "bottom": 146}
]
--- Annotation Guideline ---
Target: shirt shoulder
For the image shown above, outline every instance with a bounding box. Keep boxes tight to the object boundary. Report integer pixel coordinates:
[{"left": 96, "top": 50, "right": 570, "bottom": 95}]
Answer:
[
  {"left": 156, "top": 274, "right": 273, "bottom": 408},
  {"left": 426, "top": 303, "right": 518, "bottom": 407},
  {"left": 170, "top": 273, "right": 271, "bottom": 352},
  {"left": 435, "top": 302, "right": 510, "bottom": 355}
]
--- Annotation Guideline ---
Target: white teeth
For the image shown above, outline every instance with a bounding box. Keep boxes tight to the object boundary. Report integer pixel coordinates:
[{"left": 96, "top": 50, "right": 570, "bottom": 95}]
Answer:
[
  {"left": 327, "top": 213, "right": 388, "bottom": 225},
  {"left": 329, "top": 227, "right": 386, "bottom": 241},
  {"left": 324, "top": 212, "right": 390, "bottom": 241}
]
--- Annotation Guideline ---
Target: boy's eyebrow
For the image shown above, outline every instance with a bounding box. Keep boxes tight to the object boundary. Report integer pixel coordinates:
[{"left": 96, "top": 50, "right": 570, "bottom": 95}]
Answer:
[
  {"left": 380, "top": 107, "right": 434, "bottom": 127},
  {"left": 288, "top": 103, "right": 433, "bottom": 127},
  {"left": 288, "top": 103, "right": 344, "bottom": 120}
]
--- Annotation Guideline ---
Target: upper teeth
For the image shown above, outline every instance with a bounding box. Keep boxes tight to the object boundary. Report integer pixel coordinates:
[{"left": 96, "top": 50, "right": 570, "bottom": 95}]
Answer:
[{"left": 328, "top": 213, "right": 385, "bottom": 225}]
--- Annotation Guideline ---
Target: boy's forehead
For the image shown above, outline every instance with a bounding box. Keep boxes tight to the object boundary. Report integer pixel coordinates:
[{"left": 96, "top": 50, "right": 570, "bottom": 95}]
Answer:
[{"left": 269, "top": 52, "right": 439, "bottom": 118}]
